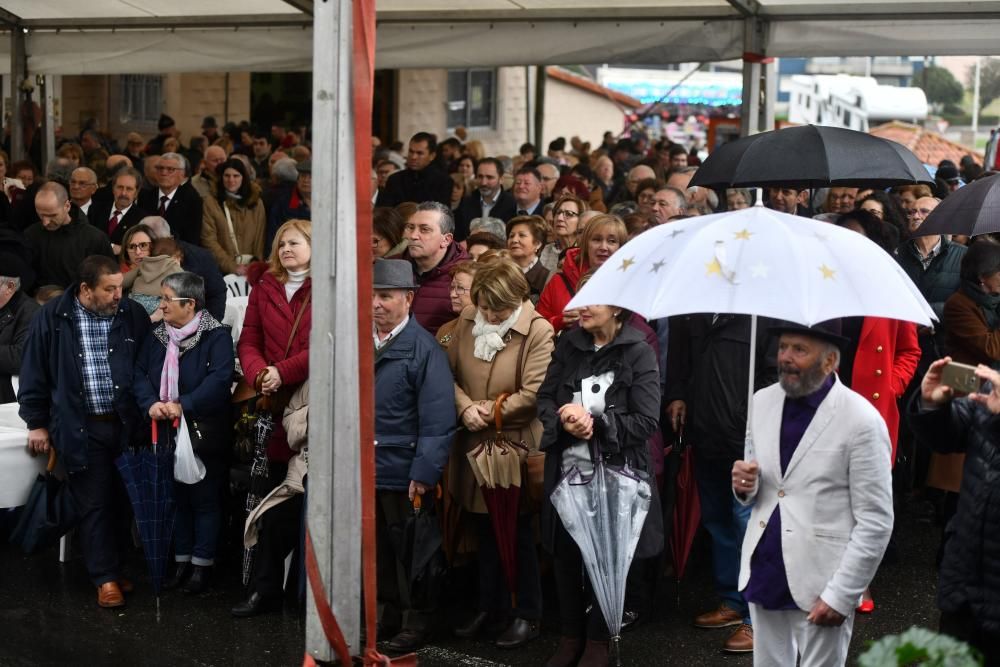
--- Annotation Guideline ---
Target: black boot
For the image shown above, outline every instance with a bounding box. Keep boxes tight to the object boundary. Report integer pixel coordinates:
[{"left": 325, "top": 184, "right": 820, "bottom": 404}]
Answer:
[
  {"left": 231, "top": 592, "right": 280, "bottom": 618},
  {"left": 163, "top": 562, "right": 192, "bottom": 590},
  {"left": 181, "top": 565, "right": 211, "bottom": 594}
]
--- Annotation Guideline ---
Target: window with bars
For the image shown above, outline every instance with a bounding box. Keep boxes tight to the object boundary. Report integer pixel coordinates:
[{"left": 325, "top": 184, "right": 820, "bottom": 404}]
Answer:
[
  {"left": 120, "top": 75, "right": 163, "bottom": 124},
  {"left": 446, "top": 69, "right": 496, "bottom": 130}
]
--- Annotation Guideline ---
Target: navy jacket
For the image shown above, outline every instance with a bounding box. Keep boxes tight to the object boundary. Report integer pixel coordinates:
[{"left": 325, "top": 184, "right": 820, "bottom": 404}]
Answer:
[
  {"left": 374, "top": 317, "right": 456, "bottom": 491},
  {"left": 178, "top": 240, "right": 227, "bottom": 321},
  {"left": 132, "top": 314, "right": 235, "bottom": 461},
  {"left": 18, "top": 286, "right": 152, "bottom": 473}
]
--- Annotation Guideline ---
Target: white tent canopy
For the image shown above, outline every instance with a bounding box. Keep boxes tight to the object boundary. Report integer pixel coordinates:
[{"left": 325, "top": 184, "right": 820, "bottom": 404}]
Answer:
[{"left": 0, "top": 0, "right": 1000, "bottom": 74}]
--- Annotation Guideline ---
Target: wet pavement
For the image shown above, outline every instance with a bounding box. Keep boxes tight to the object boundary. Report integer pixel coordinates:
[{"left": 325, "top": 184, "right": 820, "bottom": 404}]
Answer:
[{"left": 1, "top": 502, "right": 940, "bottom": 666}]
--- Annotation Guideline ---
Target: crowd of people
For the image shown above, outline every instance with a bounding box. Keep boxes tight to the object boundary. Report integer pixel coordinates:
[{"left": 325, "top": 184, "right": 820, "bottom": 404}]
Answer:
[{"left": 2, "top": 116, "right": 1000, "bottom": 667}]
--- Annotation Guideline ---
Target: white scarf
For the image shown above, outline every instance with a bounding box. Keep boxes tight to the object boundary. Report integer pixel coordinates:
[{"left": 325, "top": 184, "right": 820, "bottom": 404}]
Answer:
[{"left": 471, "top": 305, "right": 523, "bottom": 362}]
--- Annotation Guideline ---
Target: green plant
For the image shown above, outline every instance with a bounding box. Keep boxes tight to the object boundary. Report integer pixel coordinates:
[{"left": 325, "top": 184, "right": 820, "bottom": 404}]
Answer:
[{"left": 859, "top": 626, "right": 982, "bottom": 666}]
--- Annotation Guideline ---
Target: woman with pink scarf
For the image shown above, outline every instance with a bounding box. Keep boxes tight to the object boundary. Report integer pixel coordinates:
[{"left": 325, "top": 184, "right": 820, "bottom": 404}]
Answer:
[{"left": 132, "top": 271, "right": 235, "bottom": 594}]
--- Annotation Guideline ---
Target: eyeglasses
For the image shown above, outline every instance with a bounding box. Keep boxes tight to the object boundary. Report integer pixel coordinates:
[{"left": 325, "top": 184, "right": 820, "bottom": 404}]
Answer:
[
  {"left": 160, "top": 296, "right": 193, "bottom": 304},
  {"left": 554, "top": 209, "right": 579, "bottom": 218},
  {"left": 154, "top": 165, "right": 181, "bottom": 173},
  {"left": 637, "top": 193, "right": 656, "bottom": 204},
  {"left": 449, "top": 285, "right": 470, "bottom": 295},
  {"left": 127, "top": 241, "right": 151, "bottom": 252}
]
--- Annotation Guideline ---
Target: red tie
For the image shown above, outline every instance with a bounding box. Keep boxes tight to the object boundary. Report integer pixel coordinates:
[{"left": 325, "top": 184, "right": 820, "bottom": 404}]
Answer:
[
  {"left": 107, "top": 210, "right": 121, "bottom": 237},
  {"left": 158, "top": 195, "right": 169, "bottom": 216}
]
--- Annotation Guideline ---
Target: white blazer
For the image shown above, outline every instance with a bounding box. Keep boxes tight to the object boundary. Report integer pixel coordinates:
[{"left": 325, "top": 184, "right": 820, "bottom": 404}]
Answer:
[{"left": 737, "top": 377, "right": 894, "bottom": 616}]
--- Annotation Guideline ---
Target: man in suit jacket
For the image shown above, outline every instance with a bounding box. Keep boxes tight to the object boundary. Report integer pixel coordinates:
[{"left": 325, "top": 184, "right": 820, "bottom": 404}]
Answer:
[
  {"left": 453, "top": 157, "right": 516, "bottom": 242},
  {"left": 137, "top": 152, "right": 204, "bottom": 245},
  {"left": 89, "top": 167, "right": 150, "bottom": 252},
  {"left": 733, "top": 322, "right": 893, "bottom": 667},
  {"left": 375, "top": 132, "right": 452, "bottom": 209}
]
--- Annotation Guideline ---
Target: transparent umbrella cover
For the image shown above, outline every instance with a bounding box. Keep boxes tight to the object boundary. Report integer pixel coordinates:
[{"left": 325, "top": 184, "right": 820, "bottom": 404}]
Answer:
[{"left": 550, "top": 458, "right": 651, "bottom": 666}]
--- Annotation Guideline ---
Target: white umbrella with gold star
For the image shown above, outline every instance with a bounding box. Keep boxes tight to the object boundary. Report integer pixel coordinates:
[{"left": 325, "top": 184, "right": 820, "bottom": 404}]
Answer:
[{"left": 565, "top": 204, "right": 935, "bottom": 459}]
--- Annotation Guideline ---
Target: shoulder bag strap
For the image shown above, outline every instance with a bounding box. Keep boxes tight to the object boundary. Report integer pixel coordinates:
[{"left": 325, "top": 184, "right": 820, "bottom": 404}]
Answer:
[
  {"left": 557, "top": 271, "right": 576, "bottom": 298},
  {"left": 222, "top": 201, "right": 242, "bottom": 258},
  {"left": 284, "top": 292, "right": 312, "bottom": 360},
  {"left": 514, "top": 316, "right": 545, "bottom": 392}
]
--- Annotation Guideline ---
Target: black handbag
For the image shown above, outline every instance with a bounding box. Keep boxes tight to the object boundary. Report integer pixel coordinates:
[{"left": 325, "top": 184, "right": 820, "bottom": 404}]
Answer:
[
  {"left": 187, "top": 415, "right": 233, "bottom": 459},
  {"left": 10, "top": 450, "right": 79, "bottom": 554}
]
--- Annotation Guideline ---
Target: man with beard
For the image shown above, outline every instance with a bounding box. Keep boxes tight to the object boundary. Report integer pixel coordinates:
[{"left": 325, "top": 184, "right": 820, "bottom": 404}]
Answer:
[
  {"left": 89, "top": 167, "right": 149, "bottom": 252},
  {"left": 19, "top": 255, "right": 152, "bottom": 609},
  {"left": 453, "top": 157, "right": 516, "bottom": 242},
  {"left": 732, "top": 322, "right": 893, "bottom": 666}
]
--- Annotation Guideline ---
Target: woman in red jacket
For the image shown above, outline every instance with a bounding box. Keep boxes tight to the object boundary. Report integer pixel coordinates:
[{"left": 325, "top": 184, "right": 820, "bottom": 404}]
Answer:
[
  {"left": 232, "top": 218, "right": 312, "bottom": 617},
  {"left": 535, "top": 214, "right": 627, "bottom": 333},
  {"left": 837, "top": 211, "right": 921, "bottom": 614}
]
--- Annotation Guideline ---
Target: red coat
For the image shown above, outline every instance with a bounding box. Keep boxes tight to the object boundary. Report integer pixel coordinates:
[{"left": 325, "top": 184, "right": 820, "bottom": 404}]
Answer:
[
  {"left": 849, "top": 317, "right": 921, "bottom": 463},
  {"left": 237, "top": 264, "right": 312, "bottom": 462},
  {"left": 536, "top": 247, "right": 588, "bottom": 333}
]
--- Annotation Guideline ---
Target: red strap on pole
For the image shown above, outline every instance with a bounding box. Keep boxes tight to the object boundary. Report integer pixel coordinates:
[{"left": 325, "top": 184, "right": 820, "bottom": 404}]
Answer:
[
  {"left": 302, "top": 528, "right": 353, "bottom": 666},
  {"left": 743, "top": 51, "right": 774, "bottom": 64}
]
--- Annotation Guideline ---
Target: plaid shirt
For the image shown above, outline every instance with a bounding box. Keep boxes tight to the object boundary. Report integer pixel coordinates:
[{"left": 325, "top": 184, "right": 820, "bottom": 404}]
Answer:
[{"left": 73, "top": 298, "right": 116, "bottom": 415}]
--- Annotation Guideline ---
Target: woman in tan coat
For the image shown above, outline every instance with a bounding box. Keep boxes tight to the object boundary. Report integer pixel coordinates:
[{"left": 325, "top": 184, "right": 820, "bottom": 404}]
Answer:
[
  {"left": 201, "top": 158, "right": 266, "bottom": 275},
  {"left": 446, "top": 258, "right": 554, "bottom": 649}
]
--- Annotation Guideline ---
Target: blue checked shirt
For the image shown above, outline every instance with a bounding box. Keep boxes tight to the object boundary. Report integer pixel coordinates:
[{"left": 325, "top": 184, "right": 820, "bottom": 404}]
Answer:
[{"left": 73, "top": 298, "right": 116, "bottom": 415}]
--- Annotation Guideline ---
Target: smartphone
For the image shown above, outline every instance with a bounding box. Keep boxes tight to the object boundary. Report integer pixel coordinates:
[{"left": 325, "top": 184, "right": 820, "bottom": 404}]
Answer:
[{"left": 940, "top": 361, "right": 980, "bottom": 395}]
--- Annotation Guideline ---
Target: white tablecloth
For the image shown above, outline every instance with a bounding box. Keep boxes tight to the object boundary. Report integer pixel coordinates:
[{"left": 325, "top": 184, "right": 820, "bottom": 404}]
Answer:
[{"left": 0, "top": 402, "right": 41, "bottom": 509}]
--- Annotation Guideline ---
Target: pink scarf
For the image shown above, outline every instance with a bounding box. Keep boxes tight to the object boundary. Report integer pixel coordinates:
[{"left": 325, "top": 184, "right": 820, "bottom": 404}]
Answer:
[{"left": 159, "top": 312, "right": 203, "bottom": 402}]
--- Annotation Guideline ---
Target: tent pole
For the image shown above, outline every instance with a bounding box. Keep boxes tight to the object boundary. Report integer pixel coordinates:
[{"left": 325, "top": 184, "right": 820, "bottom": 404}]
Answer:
[
  {"left": 305, "top": 0, "right": 363, "bottom": 660},
  {"left": 9, "top": 28, "right": 25, "bottom": 163}
]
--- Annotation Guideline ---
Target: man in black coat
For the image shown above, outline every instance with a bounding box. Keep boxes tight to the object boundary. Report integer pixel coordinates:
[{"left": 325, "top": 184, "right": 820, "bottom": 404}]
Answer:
[
  {"left": 25, "top": 183, "right": 115, "bottom": 288},
  {"left": 141, "top": 216, "right": 226, "bottom": 321},
  {"left": 136, "top": 152, "right": 203, "bottom": 245},
  {"left": 375, "top": 132, "right": 452, "bottom": 208},
  {"left": 453, "top": 157, "right": 516, "bottom": 242},
  {"left": 89, "top": 167, "right": 150, "bottom": 251},
  {"left": 0, "top": 252, "right": 38, "bottom": 403},
  {"left": 664, "top": 313, "right": 777, "bottom": 653}
]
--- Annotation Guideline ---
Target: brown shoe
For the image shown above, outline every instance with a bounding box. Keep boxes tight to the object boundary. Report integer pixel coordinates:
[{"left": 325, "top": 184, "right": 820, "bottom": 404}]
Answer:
[
  {"left": 97, "top": 582, "right": 125, "bottom": 608},
  {"left": 723, "top": 624, "right": 754, "bottom": 653},
  {"left": 693, "top": 604, "right": 743, "bottom": 629}
]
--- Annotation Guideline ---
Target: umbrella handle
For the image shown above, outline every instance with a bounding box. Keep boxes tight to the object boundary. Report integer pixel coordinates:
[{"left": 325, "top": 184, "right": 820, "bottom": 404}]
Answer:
[
  {"left": 151, "top": 419, "right": 157, "bottom": 446},
  {"left": 494, "top": 393, "right": 511, "bottom": 433},
  {"left": 46, "top": 447, "right": 57, "bottom": 473}
]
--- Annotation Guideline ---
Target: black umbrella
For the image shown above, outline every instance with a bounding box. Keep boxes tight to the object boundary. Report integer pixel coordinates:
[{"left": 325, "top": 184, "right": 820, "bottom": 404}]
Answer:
[
  {"left": 691, "top": 124, "right": 933, "bottom": 190},
  {"left": 912, "top": 172, "right": 1000, "bottom": 237},
  {"left": 386, "top": 491, "right": 446, "bottom": 610},
  {"left": 10, "top": 449, "right": 78, "bottom": 554}
]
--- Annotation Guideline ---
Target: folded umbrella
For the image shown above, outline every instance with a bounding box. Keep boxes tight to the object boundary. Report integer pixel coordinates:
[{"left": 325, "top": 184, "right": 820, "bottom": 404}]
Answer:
[
  {"left": 10, "top": 449, "right": 78, "bottom": 554},
  {"left": 551, "top": 454, "right": 652, "bottom": 666},
  {"left": 116, "top": 421, "right": 176, "bottom": 606},
  {"left": 465, "top": 393, "right": 526, "bottom": 608}
]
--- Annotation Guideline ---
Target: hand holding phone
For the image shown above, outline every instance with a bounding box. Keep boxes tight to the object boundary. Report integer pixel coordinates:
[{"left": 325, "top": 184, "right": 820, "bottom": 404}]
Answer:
[{"left": 940, "top": 361, "right": 980, "bottom": 395}]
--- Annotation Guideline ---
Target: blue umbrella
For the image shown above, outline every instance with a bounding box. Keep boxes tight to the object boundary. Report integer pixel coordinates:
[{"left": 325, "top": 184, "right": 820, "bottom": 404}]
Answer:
[{"left": 115, "top": 421, "right": 176, "bottom": 607}]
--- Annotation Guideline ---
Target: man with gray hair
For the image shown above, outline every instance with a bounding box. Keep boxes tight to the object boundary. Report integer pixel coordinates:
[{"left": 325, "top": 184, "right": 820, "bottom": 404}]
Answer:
[
  {"left": 468, "top": 216, "right": 506, "bottom": 244},
  {"left": 69, "top": 167, "right": 99, "bottom": 216},
  {"left": 397, "top": 201, "right": 469, "bottom": 334},
  {"left": 0, "top": 252, "right": 38, "bottom": 403},
  {"left": 137, "top": 151, "right": 204, "bottom": 245},
  {"left": 140, "top": 216, "right": 226, "bottom": 321},
  {"left": 191, "top": 145, "right": 227, "bottom": 200},
  {"left": 651, "top": 186, "right": 688, "bottom": 225},
  {"left": 89, "top": 167, "right": 149, "bottom": 249},
  {"left": 26, "top": 182, "right": 114, "bottom": 287},
  {"left": 372, "top": 257, "right": 455, "bottom": 651},
  {"left": 732, "top": 321, "right": 893, "bottom": 664}
]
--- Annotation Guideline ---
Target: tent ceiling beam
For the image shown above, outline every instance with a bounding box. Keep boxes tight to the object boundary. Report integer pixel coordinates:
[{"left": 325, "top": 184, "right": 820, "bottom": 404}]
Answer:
[
  {"left": 0, "top": 8, "right": 22, "bottom": 28},
  {"left": 280, "top": 0, "right": 314, "bottom": 16},
  {"left": 17, "top": 14, "right": 311, "bottom": 30},
  {"left": 727, "top": 0, "right": 762, "bottom": 18}
]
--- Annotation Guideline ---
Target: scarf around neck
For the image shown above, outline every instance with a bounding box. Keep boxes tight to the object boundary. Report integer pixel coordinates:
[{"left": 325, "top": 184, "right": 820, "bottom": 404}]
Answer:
[
  {"left": 159, "top": 311, "right": 204, "bottom": 402},
  {"left": 471, "top": 304, "right": 523, "bottom": 362},
  {"left": 961, "top": 279, "right": 1000, "bottom": 330}
]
